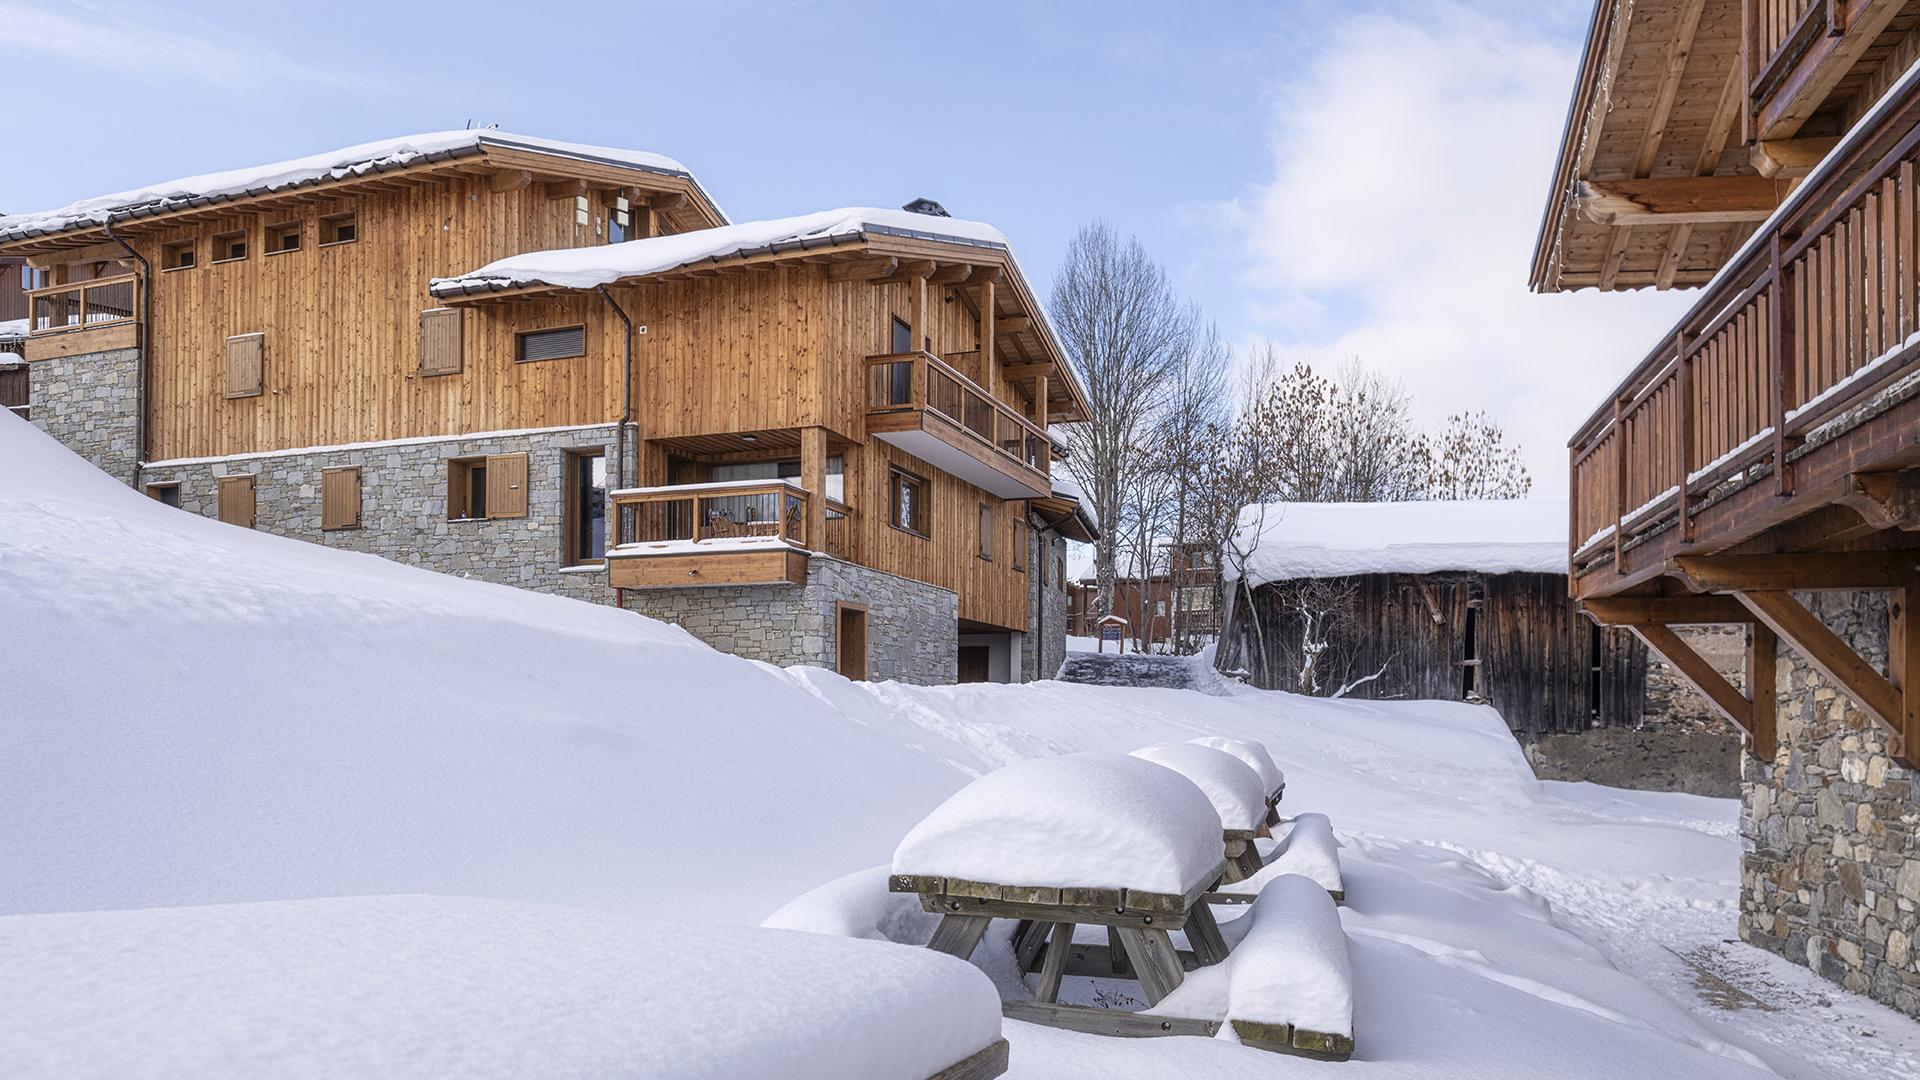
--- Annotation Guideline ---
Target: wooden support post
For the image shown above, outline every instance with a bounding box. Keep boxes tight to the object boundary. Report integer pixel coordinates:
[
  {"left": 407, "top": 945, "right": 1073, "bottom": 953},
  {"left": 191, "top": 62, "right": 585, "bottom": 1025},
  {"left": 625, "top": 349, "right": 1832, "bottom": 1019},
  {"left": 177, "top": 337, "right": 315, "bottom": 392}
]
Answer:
[
  {"left": 927, "top": 914, "right": 992, "bottom": 960},
  {"left": 1032, "top": 371, "right": 1049, "bottom": 427},
  {"left": 1747, "top": 622, "right": 1779, "bottom": 763},
  {"left": 979, "top": 276, "right": 997, "bottom": 398},
  {"left": 1734, "top": 590, "right": 1902, "bottom": 738},
  {"left": 1106, "top": 926, "right": 1130, "bottom": 976},
  {"left": 1012, "top": 919, "right": 1050, "bottom": 973},
  {"left": 1184, "top": 903, "right": 1231, "bottom": 967},
  {"left": 1114, "top": 928, "right": 1184, "bottom": 1005},
  {"left": 1770, "top": 233, "right": 1798, "bottom": 495},
  {"left": 911, "top": 272, "right": 930, "bottom": 355},
  {"left": 1890, "top": 577, "right": 1920, "bottom": 761},
  {"left": 1033, "top": 922, "right": 1072, "bottom": 1004},
  {"left": 800, "top": 426, "right": 827, "bottom": 551}
]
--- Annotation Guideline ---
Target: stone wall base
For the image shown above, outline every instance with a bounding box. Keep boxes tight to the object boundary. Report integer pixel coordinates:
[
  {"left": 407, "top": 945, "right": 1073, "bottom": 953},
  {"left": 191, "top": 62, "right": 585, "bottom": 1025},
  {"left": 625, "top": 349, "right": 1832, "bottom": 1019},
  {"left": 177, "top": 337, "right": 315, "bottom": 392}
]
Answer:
[
  {"left": 620, "top": 555, "right": 958, "bottom": 685},
  {"left": 1525, "top": 727, "right": 1742, "bottom": 796},
  {"left": 26, "top": 346, "right": 141, "bottom": 482}
]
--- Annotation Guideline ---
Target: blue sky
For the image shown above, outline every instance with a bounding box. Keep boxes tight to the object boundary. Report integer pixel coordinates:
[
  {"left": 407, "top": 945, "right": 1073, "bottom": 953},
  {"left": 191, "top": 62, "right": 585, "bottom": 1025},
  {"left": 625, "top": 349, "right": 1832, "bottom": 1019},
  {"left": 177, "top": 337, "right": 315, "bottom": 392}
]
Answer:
[{"left": 1, "top": 0, "right": 1689, "bottom": 493}]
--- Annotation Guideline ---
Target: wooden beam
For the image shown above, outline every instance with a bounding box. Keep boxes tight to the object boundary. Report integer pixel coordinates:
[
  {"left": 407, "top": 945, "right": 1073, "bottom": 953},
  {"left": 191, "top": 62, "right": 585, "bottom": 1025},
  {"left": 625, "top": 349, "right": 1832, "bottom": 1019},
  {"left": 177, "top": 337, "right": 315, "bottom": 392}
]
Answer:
[
  {"left": 1032, "top": 371, "right": 1049, "bottom": 427},
  {"left": 927, "top": 914, "right": 991, "bottom": 960},
  {"left": 1757, "top": 0, "right": 1907, "bottom": 140},
  {"left": 543, "top": 179, "right": 587, "bottom": 200},
  {"left": 1890, "top": 576, "right": 1920, "bottom": 762},
  {"left": 1734, "top": 590, "right": 1901, "bottom": 734},
  {"left": 881, "top": 259, "right": 937, "bottom": 283},
  {"left": 1631, "top": 624, "right": 1756, "bottom": 732},
  {"left": 826, "top": 257, "right": 897, "bottom": 283},
  {"left": 1751, "top": 137, "right": 1841, "bottom": 179},
  {"left": 1837, "top": 472, "right": 1920, "bottom": 532},
  {"left": 646, "top": 192, "right": 688, "bottom": 212},
  {"left": 979, "top": 276, "right": 997, "bottom": 399},
  {"left": 1675, "top": 552, "right": 1920, "bottom": 591},
  {"left": 1631, "top": 0, "right": 1709, "bottom": 178},
  {"left": 928, "top": 263, "right": 973, "bottom": 285},
  {"left": 1580, "top": 595, "right": 1754, "bottom": 625},
  {"left": 487, "top": 169, "right": 532, "bottom": 193},
  {"left": 801, "top": 426, "right": 827, "bottom": 556},
  {"left": 995, "top": 315, "right": 1033, "bottom": 336},
  {"left": 1033, "top": 922, "right": 1071, "bottom": 1004},
  {"left": 965, "top": 265, "right": 1003, "bottom": 285},
  {"left": 1576, "top": 177, "right": 1786, "bottom": 225}
]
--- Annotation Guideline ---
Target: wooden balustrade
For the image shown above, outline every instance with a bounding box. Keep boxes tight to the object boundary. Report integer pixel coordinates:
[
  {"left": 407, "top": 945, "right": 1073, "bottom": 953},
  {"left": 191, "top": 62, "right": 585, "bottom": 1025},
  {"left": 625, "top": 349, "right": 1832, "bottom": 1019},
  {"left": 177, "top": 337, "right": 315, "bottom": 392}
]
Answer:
[
  {"left": 26, "top": 274, "right": 139, "bottom": 335},
  {"left": 865, "top": 350, "right": 1052, "bottom": 484},
  {"left": 1570, "top": 72, "right": 1920, "bottom": 583},
  {"left": 609, "top": 480, "right": 813, "bottom": 550},
  {"left": 1750, "top": 0, "right": 1822, "bottom": 93}
]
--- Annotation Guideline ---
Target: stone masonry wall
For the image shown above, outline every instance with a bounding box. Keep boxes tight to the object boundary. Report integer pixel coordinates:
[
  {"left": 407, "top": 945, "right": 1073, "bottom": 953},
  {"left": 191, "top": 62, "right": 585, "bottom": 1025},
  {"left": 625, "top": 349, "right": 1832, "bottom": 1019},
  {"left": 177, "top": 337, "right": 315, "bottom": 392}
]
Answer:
[
  {"left": 621, "top": 555, "right": 957, "bottom": 684},
  {"left": 1021, "top": 524, "right": 1068, "bottom": 681},
  {"left": 1740, "top": 590, "right": 1920, "bottom": 1017},
  {"left": 27, "top": 347, "right": 140, "bottom": 483},
  {"left": 143, "top": 424, "right": 628, "bottom": 604}
]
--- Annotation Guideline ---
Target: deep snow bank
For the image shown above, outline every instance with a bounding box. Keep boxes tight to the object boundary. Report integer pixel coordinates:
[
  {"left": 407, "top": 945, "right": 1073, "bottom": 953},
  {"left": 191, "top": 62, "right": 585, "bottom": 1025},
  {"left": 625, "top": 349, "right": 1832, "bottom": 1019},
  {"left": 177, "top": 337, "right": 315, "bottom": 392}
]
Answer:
[{"left": 0, "top": 413, "right": 963, "bottom": 920}]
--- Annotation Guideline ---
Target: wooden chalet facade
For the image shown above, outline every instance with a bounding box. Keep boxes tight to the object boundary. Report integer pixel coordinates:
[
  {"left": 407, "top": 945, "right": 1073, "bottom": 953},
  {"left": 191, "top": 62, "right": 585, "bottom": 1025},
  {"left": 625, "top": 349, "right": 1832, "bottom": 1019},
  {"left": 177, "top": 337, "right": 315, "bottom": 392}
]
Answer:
[
  {"left": 1538, "top": 0, "right": 1920, "bottom": 1016},
  {"left": 0, "top": 132, "right": 1095, "bottom": 685}
]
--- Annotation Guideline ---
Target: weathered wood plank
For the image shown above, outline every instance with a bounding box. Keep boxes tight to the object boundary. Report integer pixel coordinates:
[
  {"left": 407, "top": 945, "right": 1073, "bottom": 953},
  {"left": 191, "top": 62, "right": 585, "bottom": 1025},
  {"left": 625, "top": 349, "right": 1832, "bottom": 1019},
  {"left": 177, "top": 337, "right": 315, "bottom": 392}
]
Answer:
[
  {"left": 1114, "top": 927, "right": 1184, "bottom": 1005},
  {"left": 927, "top": 914, "right": 992, "bottom": 960},
  {"left": 1001, "top": 1001, "right": 1220, "bottom": 1039},
  {"left": 923, "top": 1037, "right": 1010, "bottom": 1080},
  {"left": 1033, "top": 922, "right": 1072, "bottom": 1005}
]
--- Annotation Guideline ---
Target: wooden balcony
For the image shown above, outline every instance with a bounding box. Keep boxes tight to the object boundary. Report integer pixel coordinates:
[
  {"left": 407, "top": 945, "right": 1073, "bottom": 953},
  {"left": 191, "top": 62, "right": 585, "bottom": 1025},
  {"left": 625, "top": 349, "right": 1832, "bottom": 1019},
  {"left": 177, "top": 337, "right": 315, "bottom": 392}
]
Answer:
[
  {"left": 1746, "top": 0, "right": 1913, "bottom": 143},
  {"left": 864, "top": 351, "right": 1052, "bottom": 499},
  {"left": 23, "top": 275, "right": 140, "bottom": 361},
  {"left": 1569, "top": 69, "right": 1920, "bottom": 600},
  {"left": 605, "top": 480, "right": 817, "bottom": 589}
]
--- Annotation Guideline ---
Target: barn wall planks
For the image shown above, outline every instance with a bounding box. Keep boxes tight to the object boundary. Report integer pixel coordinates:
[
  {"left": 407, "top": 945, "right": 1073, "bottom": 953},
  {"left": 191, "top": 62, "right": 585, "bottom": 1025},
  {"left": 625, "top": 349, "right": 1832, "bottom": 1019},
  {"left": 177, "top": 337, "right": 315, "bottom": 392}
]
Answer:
[{"left": 1228, "top": 571, "right": 1646, "bottom": 735}]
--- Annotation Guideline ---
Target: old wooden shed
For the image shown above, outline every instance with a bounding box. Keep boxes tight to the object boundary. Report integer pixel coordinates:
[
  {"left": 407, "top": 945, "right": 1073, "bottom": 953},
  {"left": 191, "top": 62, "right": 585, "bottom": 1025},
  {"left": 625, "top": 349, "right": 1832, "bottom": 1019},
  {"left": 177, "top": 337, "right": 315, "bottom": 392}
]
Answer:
[{"left": 1216, "top": 499, "right": 1646, "bottom": 736}]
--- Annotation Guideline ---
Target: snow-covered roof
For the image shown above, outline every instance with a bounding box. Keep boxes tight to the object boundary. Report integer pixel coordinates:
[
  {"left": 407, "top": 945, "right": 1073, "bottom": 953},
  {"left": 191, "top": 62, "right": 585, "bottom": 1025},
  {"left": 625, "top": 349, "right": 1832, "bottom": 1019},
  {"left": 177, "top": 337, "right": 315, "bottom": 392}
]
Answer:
[
  {"left": 429, "top": 207, "right": 1010, "bottom": 297},
  {"left": 0, "top": 130, "right": 716, "bottom": 243},
  {"left": 0, "top": 318, "right": 25, "bottom": 344},
  {"left": 1225, "top": 499, "right": 1568, "bottom": 586}
]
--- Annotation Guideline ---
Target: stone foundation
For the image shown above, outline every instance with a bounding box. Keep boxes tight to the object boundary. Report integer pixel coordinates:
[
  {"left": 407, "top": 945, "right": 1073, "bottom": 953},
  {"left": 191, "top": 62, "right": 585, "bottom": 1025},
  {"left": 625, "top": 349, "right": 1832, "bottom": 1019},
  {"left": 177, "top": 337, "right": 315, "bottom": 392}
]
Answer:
[
  {"left": 1526, "top": 726, "right": 1742, "bottom": 796},
  {"left": 142, "top": 424, "right": 628, "bottom": 604},
  {"left": 1740, "top": 590, "right": 1920, "bottom": 1017},
  {"left": 620, "top": 555, "right": 957, "bottom": 684},
  {"left": 26, "top": 346, "right": 140, "bottom": 482}
]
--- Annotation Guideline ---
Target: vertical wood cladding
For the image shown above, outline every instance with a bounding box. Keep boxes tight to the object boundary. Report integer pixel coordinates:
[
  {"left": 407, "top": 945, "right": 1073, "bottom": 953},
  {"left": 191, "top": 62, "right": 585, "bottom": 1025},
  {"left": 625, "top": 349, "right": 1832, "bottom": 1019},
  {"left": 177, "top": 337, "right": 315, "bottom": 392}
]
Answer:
[{"left": 1231, "top": 571, "right": 1646, "bottom": 735}]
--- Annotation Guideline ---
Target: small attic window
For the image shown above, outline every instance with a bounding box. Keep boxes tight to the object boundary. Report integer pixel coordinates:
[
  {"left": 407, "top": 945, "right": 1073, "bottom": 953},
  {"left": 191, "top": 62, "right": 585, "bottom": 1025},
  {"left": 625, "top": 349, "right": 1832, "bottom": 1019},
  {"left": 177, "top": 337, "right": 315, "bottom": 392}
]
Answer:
[
  {"left": 266, "top": 222, "right": 302, "bottom": 254},
  {"left": 212, "top": 231, "right": 248, "bottom": 263},
  {"left": 575, "top": 195, "right": 590, "bottom": 228},
  {"left": 162, "top": 240, "right": 195, "bottom": 271},
  {"left": 319, "top": 212, "right": 357, "bottom": 246}
]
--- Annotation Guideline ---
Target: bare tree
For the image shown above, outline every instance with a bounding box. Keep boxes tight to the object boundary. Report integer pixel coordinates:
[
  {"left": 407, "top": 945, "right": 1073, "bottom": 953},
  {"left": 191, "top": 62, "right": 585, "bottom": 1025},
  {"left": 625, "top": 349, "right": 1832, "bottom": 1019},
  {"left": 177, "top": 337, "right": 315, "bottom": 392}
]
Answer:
[
  {"left": 1052, "top": 222, "right": 1197, "bottom": 621},
  {"left": 1424, "top": 411, "right": 1533, "bottom": 499}
]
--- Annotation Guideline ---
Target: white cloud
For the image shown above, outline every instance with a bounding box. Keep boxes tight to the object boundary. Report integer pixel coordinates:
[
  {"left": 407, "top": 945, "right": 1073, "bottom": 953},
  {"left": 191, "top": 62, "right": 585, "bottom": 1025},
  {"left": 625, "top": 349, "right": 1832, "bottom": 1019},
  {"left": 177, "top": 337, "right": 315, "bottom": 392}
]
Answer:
[{"left": 1223, "top": 3, "right": 1695, "bottom": 496}]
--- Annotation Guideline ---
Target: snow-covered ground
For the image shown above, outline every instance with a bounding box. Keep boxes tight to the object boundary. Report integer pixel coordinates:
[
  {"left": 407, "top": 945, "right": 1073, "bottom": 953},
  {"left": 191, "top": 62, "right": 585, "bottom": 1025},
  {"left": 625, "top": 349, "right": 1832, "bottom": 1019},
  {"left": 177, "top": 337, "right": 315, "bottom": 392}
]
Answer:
[{"left": 4, "top": 409, "right": 1918, "bottom": 1078}]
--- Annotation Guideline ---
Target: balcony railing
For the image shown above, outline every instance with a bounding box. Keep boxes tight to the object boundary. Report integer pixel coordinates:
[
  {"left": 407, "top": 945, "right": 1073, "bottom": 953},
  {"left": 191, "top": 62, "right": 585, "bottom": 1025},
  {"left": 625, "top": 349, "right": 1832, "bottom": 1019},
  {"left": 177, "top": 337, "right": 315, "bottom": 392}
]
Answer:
[
  {"left": 27, "top": 275, "right": 139, "bottom": 335},
  {"left": 1750, "top": 0, "right": 1822, "bottom": 94},
  {"left": 865, "top": 350, "right": 1051, "bottom": 481},
  {"left": 609, "top": 480, "right": 814, "bottom": 551},
  {"left": 1570, "top": 71, "right": 1920, "bottom": 585}
]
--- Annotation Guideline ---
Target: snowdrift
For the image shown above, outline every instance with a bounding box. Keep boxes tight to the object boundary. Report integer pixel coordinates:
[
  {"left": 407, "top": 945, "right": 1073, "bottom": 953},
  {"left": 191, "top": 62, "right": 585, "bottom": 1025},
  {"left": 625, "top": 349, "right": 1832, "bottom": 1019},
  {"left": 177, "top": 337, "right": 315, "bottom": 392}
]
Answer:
[{"left": 0, "top": 412, "right": 962, "bottom": 921}]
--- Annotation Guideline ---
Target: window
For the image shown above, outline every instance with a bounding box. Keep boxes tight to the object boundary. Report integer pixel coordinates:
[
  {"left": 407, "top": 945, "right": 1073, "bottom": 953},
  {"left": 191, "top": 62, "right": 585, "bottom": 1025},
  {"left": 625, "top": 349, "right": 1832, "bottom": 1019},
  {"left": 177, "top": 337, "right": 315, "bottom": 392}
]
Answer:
[
  {"left": 419, "top": 308, "right": 463, "bottom": 376},
  {"left": 889, "top": 467, "right": 928, "bottom": 537},
  {"left": 608, "top": 197, "right": 632, "bottom": 244},
  {"left": 1013, "top": 518, "right": 1028, "bottom": 571},
  {"left": 217, "top": 475, "right": 256, "bottom": 528},
  {"left": 448, "top": 453, "right": 528, "bottom": 521},
  {"left": 265, "top": 222, "right": 301, "bottom": 254},
  {"left": 516, "top": 325, "right": 585, "bottom": 363},
  {"left": 225, "top": 333, "right": 264, "bottom": 399},
  {"left": 563, "top": 449, "right": 607, "bottom": 565},
  {"left": 161, "top": 240, "right": 196, "bottom": 271},
  {"left": 20, "top": 264, "right": 48, "bottom": 291},
  {"left": 978, "top": 503, "right": 994, "bottom": 561},
  {"left": 319, "top": 212, "right": 357, "bottom": 246},
  {"left": 1179, "top": 587, "right": 1214, "bottom": 612},
  {"left": 891, "top": 316, "right": 912, "bottom": 355},
  {"left": 212, "top": 231, "right": 248, "bottom": 263},
  {"left": 321, "top": 467, "right": 362, "bottom": 530},
  {"left": 145, "top": 482, "right": 180, "bottom": 507}
]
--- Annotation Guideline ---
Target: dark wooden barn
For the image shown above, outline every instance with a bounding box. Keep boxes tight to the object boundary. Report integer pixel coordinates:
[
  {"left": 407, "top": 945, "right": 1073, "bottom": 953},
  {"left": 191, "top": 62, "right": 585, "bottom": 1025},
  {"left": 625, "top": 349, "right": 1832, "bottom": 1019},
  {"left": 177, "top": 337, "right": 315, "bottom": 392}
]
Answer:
[{"left": 1216, "top": 501, "right": 1647, "bottom": 736}]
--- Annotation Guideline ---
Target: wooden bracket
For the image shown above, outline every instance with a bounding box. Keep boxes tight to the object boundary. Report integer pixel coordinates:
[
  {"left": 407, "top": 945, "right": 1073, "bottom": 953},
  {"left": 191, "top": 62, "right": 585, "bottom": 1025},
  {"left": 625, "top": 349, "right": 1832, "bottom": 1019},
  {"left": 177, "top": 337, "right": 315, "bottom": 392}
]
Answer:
[
  {"left": 1837, "top": 472, "right": 1920, "bottom": 532},
  {"left": 1631, "top": 625, "right": 1756, "bottom": 735},
  {"left": 1734, "top": 590, "right": 1904, "bottom": 758}
]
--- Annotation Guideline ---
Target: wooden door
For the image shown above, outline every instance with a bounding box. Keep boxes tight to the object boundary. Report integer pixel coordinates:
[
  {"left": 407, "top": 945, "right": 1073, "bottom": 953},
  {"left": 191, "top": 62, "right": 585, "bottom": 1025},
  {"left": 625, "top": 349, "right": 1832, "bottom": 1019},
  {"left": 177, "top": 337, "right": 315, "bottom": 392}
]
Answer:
[
  {"left": 836, "top": 603, "right": 869, "bottom": 681},
  {"left": 958, "top": 645, "right": 990, "bottom": 684}
]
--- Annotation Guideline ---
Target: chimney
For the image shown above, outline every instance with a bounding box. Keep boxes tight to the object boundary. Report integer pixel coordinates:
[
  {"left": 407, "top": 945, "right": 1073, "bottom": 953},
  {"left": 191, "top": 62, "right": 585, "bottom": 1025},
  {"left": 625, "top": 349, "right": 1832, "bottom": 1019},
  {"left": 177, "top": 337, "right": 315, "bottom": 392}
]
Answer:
[{"left": 901, "top": 198, "right": 950, "bottom": 218}]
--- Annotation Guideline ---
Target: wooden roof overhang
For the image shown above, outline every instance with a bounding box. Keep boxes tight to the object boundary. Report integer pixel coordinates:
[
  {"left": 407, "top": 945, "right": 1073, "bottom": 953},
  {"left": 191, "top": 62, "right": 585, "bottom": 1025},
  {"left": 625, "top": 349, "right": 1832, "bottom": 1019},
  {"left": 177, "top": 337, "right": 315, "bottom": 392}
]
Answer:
[
  {"left": 1535, "top": 0, "right": 1920, "bottom": 293},
  {"left": 0, "top": 142, "right": 724, "bottom": 260},
  {"left": 1030, "top": 492, "right": 1099, "bottom": 543},
  {"left": 436, "top": 232, "right": 1093, "bottom": 426}
]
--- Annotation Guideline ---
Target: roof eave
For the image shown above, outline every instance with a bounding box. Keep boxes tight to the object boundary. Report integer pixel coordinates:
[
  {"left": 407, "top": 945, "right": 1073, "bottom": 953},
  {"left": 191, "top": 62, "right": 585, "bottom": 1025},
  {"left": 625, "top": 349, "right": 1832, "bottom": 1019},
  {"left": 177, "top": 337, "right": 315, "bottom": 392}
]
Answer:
[{"left": 1529, "top": 0, "right": 1614, "bottom": 294}]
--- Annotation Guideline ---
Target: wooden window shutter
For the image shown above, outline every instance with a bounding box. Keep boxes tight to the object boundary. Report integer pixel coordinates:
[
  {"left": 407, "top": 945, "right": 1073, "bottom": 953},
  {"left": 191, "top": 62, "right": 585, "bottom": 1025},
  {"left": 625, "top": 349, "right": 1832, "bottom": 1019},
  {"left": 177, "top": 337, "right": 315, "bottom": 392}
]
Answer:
[
  {"left": 485, "top": 453, "right": 528, "bottom": 518},
  {"left": 217, "top": 475, "right": 256, "bottom": 528},
  {"left": 322, "top": 467, "right": 362, "bottom": 530},
  {"left": 419, "top": 308, "right": 463, "bottom": 376},
  {"left": 225, "top": 333, "right": 264, "bottom": 398}
]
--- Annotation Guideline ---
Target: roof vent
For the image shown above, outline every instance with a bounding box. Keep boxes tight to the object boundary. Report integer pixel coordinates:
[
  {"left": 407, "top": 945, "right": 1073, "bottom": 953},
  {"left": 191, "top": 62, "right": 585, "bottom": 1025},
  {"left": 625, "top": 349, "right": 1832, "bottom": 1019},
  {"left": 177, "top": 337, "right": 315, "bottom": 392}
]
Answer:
[{"left": 902, "top": 198, "right": 950, "bottom": 218}]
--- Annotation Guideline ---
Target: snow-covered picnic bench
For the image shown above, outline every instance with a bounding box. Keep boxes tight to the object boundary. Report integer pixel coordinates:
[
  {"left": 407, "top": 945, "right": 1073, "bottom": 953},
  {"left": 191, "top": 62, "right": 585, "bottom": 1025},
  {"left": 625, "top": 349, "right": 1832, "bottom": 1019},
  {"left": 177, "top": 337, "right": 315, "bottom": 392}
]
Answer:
[
  {"left": 1188, "top": 735, "right": 1287, "bottom": 825},
  {"left": 1130, "top": 742, "right": 1271, "bottom": 882},
  {"left": 889, "top": 750, "right": 1355, "bottom": 1060}
]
